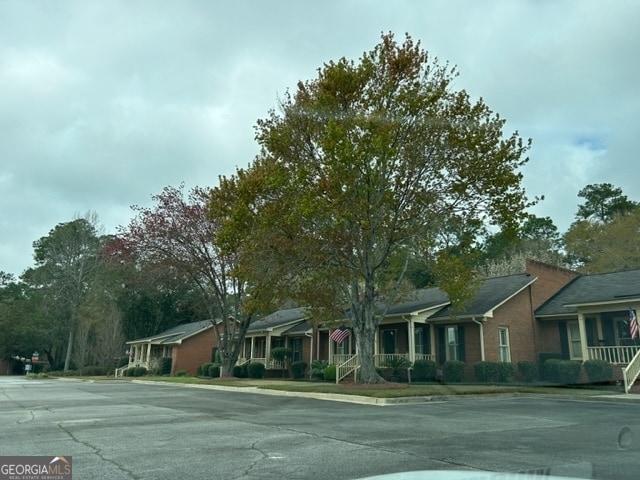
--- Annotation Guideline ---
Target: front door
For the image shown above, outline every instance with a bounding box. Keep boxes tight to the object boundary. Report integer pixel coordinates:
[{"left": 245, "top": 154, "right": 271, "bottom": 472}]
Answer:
[{"left": 382, "top": 330, "right": 396, "bottom": 354}]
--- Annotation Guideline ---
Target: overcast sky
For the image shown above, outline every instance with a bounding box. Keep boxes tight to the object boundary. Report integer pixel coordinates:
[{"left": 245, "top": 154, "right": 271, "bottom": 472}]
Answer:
[{"left": 1, "top": 0, "right": 639, "bottom": 277}]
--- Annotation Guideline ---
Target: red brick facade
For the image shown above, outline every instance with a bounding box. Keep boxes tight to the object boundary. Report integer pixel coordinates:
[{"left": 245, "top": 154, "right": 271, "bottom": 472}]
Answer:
[{"left": 171, "top": 327, "right": 217, "bottom": 375}]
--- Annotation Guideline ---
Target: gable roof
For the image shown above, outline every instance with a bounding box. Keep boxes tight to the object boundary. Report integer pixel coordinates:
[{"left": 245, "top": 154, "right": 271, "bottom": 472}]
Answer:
[
  {"left": 127, "top": 319, "right": 212, "bottom": 345},
  {"left": 429, "top": 273, "right": 536, "bottom": 320},
  {"left": 535, "top": 269, "right": 640, "bottom": 317},
  {"left": 385, "top": 288, "right": 450, "bottom": 315},
  {"left": 247, "top": 307, "right": 309, "bottom": 333}
]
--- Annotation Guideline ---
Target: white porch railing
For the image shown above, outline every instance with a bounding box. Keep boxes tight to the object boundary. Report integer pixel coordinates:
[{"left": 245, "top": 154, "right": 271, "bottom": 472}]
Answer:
[
  {"left": 623, "top": 349, "right": 640, "bottom": 394},
  {"left": 336, "top": 354, "right": 360, "bottom": 384},
  {"left": 414, "top": 353, "right": 435, "bottom": 362},
  {"left": 374, "top": 353, "right": 410, "bottom": 368},
  {"left": 587, "top": 346, "right": 640, "bottom": 364},
  {"left": 115, "top": 360, "right": 148, "bottom": 378}
]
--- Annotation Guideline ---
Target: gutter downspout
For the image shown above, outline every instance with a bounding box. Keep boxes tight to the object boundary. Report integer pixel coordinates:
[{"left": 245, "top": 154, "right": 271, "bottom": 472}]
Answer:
[{"left": 472, "top": 317, "right": 485, "bottom": 361}]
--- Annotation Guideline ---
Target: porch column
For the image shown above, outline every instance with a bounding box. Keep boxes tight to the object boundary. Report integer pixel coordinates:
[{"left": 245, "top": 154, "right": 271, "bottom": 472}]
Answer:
[
  {"left": 250, "top": 337, "right": 255, "bottom": 360},
  {"left": 577, "top": 312, "right": 589, "bottom": 361},
  {"left": 407, "top": 318, "right": 415, "bottom": 363},
  {"left": 265, "top": 333, "right": 271, "bottom": 365},
  {"left": 146, "top": 342, "right": 152, "bottom": 364},
  {"left": 374, "top": 329, "right": 379, "bottom": 356},
  {"left": 429, "top": 324, "right": 436, "bottom": 360},
  {"left": 329, "top": 334, "right": 334, "bottom": 363}
]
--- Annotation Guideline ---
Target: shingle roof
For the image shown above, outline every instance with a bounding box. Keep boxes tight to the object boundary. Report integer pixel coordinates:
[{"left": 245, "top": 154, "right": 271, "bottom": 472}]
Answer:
[
  {"left": 535, "top": 269, "right": 640, "bottom": 317},
  {"left": 128, "top": 319, "right": 212, "bottom": 344},
  {"left": 385, "top": 288, "right": 450, "bottom": 315},
  {"left": 429, "top": 273, "right": 535, "bottom": 319},
  {"left": 247, "top": 307, "right": 308, "bottom": 332},
  {"left": 282, "top": 320, "right": 312, "bottom": 335}
]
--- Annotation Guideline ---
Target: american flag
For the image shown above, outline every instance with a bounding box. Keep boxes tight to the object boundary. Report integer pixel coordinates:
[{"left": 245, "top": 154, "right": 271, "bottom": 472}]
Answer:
[
  {"left": 629, "top": 307, "right": 638, "bottom": 341},
  {"left": 329, "top": 324, "right": 351, "bottom": 344}
]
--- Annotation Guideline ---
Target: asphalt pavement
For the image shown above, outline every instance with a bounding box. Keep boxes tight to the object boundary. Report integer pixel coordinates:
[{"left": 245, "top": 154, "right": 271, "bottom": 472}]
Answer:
[{"left": 2, "top": 377, "right": 639, "bottom": 480}]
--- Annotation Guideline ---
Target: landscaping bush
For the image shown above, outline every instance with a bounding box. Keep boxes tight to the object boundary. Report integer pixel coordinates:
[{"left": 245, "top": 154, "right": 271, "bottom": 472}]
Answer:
[
  {"left": 132, "top": 366, "right": 147, "bottom": 377},
  {"left": 539, "top": 352, "right": 564, "bottom": 364},
  {"left": 159, "top": 357, "right": 172, "bottom": 375},
  {"left": 474, "top": 361, "right": 499, "bottom": 382},
  {"left": 79, "top": 365, "right": 106, "bottom": 376},
  {"left": 323, "top": 364, "right": 336, "bottom": 382},
  {"left": 557, "top": 360, "right": 582, "bottom": 385},
  {"left": 583, "top": 359, "right": 613, "bottom": 384},
  {"left": 542, "top": 358, "right": 562, "bottom": 383},
  {"left": 412, "top": 360, "right": 437, "bottom": 382},
  {"left": 310, "top": 360, "right": 329, "bottom": 379},
  {"left": 496, "top": 362, "right": 514, "bottom": 383},
  {"left": 517, "top": 360, "right": 538, "bottom": 383},
  {"left": 198, "top": 362, "right": 215, "bottom": 377},
  {"left": 124, "top": 367, "right": 135, "bottom": 377},
  {"left": 233, "top": 364, "right": 248, "bottom": 378},
  {"left": 174, "top": 370, "right": 188, "bottom": 377},
  {"left": 290, "top": 361, "right": 307, "bottom": 379},
  {"left": 443, "top": 360, "right": 465, "bottom": 383},
  {"left": 208, "top": 364, "right": 221, "bottom": 378},
  {"left": 247, "top": 362, "right": 266, "bottom": 379}
]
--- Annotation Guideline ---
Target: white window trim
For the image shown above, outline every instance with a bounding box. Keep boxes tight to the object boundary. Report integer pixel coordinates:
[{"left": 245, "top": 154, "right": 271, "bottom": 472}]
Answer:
[{"left": 498, "top": 327, "right": 511, "bottom": 363}]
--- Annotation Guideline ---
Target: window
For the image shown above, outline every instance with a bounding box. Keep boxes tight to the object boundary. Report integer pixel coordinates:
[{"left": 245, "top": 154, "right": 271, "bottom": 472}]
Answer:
[
  {"left": 292, "top": 338, "right": 302, "bottom": 363},
  {"left": 567, "top": 321, "right": 583, "bottom": 359},
  {"left": 415, "top": 329, "right": 424, "bottom": 354},
  {"left": 447, "top": 326, "right": 459, "bottom": 361},
  {"left": 498, "top": 327, "right": 510, "bottom": 362}
]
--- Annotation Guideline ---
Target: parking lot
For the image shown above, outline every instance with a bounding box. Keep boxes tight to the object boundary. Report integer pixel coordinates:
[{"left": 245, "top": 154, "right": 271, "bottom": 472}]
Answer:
[{"left": 1, "top": 377, "right": 639, "bottom": 479}]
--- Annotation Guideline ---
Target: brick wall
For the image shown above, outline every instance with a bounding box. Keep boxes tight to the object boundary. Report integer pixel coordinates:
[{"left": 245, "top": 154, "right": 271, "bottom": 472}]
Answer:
[
  {"left": 484, "top": 288, "right": 537, "bottom": 364},
  {"left": 525, "top": 259, "right": 578, "bottom": 310},
  {"left": 172, "top": 327, "right": 217, "bottom": 375}
]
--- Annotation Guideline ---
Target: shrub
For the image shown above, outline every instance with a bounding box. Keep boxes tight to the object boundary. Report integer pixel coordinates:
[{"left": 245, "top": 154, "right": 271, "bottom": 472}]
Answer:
[
  {"left": 474, "top": 361, "right": 499, "bottom": 382},
  {"left": 247, "top": 362, "right": 266, "bottom": 379},
  {"left": 159, "top": 357, "right": 172, "bottom": 375},
  {"left": 443, "top": 360, "right": 465, "bottom": 383},
  {"left": 233, "top": 364, "right": 248, "bottom": 378},
  {"left": 79, "top": 366, "right": 106, "bottom": 376},
  {"left": 323, "top": 364, "right": 336, "bottom": 382},
  {"left": 412, "top": 360, "right": 437, "bottom": 382},
  {"left": 517, "top": 361, "right": 538, "bottom": 383},
  {"left": 208, "top": 364, "right": 221, "bottom": 378},
  {"left": 199, "top": 362, "right": 215, "bottom": 377},
  {"left": 124, "top": 367, "right": 135, "bottom": 377},
  {"left": 290, "top": 361, "right": 307, "bottom": 379},
  {"left": 174, "top": 370, "right": 188, "bottom": 377},
  {"left": 539, "top": 352, "right": 564, "bottom": 364},
  {"left": 496, "top": 362, "right": 514, "bottom": 383},
  {"left": 557, "top": 360, "right": 582, "bottom": 385},
  {"left": 132, "top": 366, "right": 147, "bottom": 377},
  {"left": 542, "top": 358, "right": 562, "bottom": 383},
  {"left": 583, "top": 359, "right": 613, "bottom": 384},
  {"left": 310, "top": 360, "right": 329, "bottom": 379}
]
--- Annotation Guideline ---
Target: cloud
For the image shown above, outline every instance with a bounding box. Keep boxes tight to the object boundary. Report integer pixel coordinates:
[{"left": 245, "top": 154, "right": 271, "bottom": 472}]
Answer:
[{"left": 1, "top": 0, "right": 639, "bottom": 276}]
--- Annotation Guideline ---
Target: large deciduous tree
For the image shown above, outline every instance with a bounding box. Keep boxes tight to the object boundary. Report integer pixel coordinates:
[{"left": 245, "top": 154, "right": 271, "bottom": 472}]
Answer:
[
  {"left": 115, "top": 185, "right": 257, "bottom": 376},
  {"left": 217, "top": 33, "right": 533, "bottom": 383}
]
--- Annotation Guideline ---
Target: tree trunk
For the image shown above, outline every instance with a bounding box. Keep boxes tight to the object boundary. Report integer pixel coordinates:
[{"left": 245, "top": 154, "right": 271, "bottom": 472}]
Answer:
[
  {"left": 63, "top": 326, "right": 75, "bottom": 372},
  {"left": 353, "top": 321, "right": 385, "bottom": 383}
]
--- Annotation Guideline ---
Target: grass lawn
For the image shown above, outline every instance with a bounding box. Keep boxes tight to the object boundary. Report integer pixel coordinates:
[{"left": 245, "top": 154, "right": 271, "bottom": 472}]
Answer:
[{"left": 102, "top": 375, "right": 618, "bottom": 398}]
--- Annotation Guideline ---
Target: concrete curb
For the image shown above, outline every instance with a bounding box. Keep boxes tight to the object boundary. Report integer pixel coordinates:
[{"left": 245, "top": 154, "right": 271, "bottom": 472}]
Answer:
[{"left": 127, "top": 379, "right": 640, "bottom": 406}]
